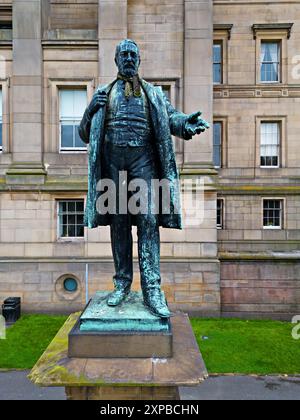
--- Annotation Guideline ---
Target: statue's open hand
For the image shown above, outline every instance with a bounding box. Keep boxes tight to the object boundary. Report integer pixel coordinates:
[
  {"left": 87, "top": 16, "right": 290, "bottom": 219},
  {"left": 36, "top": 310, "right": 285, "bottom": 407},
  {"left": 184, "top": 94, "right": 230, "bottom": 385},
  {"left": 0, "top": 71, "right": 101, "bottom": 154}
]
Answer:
[
  {"left": 185, "top": 111, "right": 210, "bottom": 137},
  {"left": 88, "top": 91, "right": 108, "bottom": 117}
]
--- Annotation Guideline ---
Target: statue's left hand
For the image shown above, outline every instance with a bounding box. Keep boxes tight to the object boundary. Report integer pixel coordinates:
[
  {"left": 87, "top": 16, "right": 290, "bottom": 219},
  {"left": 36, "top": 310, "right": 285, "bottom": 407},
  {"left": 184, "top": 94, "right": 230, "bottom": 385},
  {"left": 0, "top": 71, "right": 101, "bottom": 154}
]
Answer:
[{"left": 185, "top": 111, "right": 210, "bottom": 137}]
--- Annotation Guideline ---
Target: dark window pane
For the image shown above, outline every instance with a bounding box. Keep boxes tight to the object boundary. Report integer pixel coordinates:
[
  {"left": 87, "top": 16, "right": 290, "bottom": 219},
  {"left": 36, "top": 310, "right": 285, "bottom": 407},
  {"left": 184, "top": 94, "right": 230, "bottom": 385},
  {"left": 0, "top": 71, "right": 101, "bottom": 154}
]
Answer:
[
  {"left": 68, "top": 225, "right": 76, "bottom": 237},
  {"left": 68, "top": 202, "right": 76, "bottom": 213},
  {"left": 217, "top": 199, "right": 223, "bottom": 228},
  {"left": 60, "top": 202, "right": 67, "bottom": 213},
  {"left": 61, "top": 225, "right": 68, "bottom": 237},
  {"left": 68, "top": 214, "right": 76, "bottom": 225},
  {"left": 76, "top": 214, "right": 84, "bottom": 225},
  {"left": 76, "top": 225, "right": 84, "bottom": 237},
  {"left": 76, "top": 201, "right": 84, "bottom": 212},
  {"left": 61, "top": 125, "right": 74, "bottom": 148}
]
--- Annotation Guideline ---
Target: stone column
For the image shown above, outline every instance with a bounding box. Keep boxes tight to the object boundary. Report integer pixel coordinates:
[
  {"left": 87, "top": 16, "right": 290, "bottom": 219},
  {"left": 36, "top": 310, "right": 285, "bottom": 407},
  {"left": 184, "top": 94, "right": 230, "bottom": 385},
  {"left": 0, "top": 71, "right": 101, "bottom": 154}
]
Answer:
[
  {"left": 183, "top": 0, "right": 213, "bottom": 168},
  {"left": 7, "top": 0, "right": 46, "bottom": 184},
  {"left": 180, "top": 0, "right": 220, "bottom": 315},
  {"left": 98, "top": 0, "right": 128, "bottom": 84}
]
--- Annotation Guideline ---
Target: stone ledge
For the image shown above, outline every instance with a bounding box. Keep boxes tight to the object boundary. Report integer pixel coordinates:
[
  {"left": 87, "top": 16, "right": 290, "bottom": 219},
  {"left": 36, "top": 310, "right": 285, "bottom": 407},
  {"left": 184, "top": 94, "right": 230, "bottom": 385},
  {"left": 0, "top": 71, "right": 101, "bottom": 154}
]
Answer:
[{"left": 220, "top": 252, "right": 300, "bottom": 261}]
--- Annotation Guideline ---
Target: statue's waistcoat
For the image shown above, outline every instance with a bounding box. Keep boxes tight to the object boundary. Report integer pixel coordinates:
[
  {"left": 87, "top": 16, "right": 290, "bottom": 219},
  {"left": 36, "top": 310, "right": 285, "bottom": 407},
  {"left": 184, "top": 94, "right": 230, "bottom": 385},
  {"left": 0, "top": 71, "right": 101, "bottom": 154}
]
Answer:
[{"left": 105, "top": 80, "right": 152, "bottom": 147}]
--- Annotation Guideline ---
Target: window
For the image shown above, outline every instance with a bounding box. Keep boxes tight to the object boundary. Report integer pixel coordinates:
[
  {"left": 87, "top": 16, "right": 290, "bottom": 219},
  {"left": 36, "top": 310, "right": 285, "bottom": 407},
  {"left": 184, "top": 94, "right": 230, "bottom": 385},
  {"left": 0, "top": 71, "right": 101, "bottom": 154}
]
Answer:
[
  {"left": 213, "top": 41, "right": 223, "bottom": 84},
  {"left": 217, "top": 199, "right": 224, "bottom": 229},
  {"left": 58, "top": 200, "right": 85, "bottom": 238},
  {"left": 260, "top": 41, "right": 281, "bottom": 83},
  {"left": 263, "top": 199, "right": 283, "bottom": 229},
  {"left": 63, "top": 278, "right": 78, "bottom": 293},
  {"left": 59, "top": 89, "right": 87, "bottom": 152},
  {"left": 213, "top": 121, "right": 222, "bottom": 168},
  {"left": 260, "top": 122, "right": 280, "bottom": 167},
  {"left": 150, "top": 81, "right": 176, "bottom": 103},
  {"left": 0, "top": 90, "right": 2, "bottom": 152},
  {"left": 0, "top": 6, "right": 12, "bottom": 30},
  {"left": 159, "top": 85, "right": 171, "bottom": 100}
]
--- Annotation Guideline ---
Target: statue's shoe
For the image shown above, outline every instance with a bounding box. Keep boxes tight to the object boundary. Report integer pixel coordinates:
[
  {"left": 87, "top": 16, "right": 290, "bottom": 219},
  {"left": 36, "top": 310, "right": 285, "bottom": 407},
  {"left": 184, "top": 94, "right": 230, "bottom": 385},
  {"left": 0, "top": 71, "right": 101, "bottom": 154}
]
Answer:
[
  {"left": 143, "top": 289, "right": 171, "bottom": 318},
  {"left": 107, "top": 288, "right": 130, "bottom": 306}
]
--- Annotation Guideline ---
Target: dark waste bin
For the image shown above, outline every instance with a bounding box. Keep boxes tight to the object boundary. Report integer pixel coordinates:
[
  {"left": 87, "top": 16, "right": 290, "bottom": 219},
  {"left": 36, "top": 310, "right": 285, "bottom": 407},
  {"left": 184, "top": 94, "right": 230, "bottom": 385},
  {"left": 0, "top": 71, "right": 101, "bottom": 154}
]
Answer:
[{"left": 2, "top": 297, "right": 21, "bottom": 323}]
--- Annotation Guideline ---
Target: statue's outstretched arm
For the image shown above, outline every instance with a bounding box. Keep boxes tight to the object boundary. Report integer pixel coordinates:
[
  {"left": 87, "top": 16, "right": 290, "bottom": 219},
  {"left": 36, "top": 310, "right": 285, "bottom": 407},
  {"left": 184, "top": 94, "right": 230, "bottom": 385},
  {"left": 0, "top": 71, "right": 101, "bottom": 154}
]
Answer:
[{"left": 165, "top": 95, "right": 210, "bottom": 140}]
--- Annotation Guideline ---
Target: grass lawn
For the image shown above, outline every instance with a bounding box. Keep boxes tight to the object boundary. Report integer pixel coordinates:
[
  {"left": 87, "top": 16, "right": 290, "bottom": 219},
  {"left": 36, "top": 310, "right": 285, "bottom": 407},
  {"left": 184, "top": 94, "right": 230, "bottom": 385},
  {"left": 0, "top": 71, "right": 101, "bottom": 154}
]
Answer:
[
  {"left": 191, "top": 318, "right": 300, "bottom": 375},
  {"left": 0, "top": 314, "right": 67, "bottom": 369},
  {"left": 0, "top": 315, "right": 299, "bottom": 375}
]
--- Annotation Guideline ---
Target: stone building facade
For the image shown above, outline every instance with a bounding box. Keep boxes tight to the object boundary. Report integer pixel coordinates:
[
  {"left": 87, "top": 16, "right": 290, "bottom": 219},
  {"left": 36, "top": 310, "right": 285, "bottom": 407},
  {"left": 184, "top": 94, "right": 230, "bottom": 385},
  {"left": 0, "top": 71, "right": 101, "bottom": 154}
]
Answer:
[{"left": 0, "top": 0, "right": 299, "bottom": 319}]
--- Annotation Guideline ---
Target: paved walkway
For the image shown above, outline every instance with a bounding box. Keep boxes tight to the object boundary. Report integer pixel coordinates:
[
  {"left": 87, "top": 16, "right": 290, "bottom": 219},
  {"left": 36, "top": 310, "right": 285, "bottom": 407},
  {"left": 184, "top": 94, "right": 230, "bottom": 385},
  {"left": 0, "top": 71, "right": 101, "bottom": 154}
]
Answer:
[
  {"left": 181, "top": 375, "right": 300, "bottom": 400},
  {"left": 0, "top": 371, "right": 299, "bottom": 400}
]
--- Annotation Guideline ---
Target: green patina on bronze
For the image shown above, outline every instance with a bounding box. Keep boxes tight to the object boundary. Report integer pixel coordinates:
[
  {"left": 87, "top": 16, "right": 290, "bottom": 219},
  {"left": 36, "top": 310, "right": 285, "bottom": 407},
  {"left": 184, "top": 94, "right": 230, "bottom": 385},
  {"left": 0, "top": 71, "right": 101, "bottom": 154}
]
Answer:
[
  {"left": 80, "top": 291, "right": 170, "bottom": 332},
  {"left": 76, "top": 39, "right": 210, "bottom": 319}
]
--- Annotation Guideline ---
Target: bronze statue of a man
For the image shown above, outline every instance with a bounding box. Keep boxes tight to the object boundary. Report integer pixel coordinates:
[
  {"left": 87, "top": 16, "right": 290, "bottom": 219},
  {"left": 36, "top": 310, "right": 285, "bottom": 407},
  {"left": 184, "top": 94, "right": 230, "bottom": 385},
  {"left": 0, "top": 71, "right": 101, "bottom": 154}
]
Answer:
[{"left": 79, "top": 39, "right": 209, "bottom": 318}]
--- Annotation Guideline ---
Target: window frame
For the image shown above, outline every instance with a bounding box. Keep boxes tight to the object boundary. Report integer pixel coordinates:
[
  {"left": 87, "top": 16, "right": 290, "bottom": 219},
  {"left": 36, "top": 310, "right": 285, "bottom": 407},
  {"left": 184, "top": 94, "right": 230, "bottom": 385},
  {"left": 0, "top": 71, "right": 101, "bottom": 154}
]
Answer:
[
  {"left": 0, "top": 79, "right": 9, "bottom": 155},
  {"left": 213, "top": 40, "right": 223, "bottom": 85},
  {"left": 254, "top": 27, "right": 290, "bottom": 85},
  {"left": 59, "top": 88, "right": 88, "bottom": 153},
  {"left": 213, "top": 117, "right": 228, "bottom": 169},
  {"left": 213, "top": 120, "right": 223, "bottom": 168},
  {"left": 262, "top": 198, "right": 285, "bottom": 230},
  {"left": 260, "top": 120, "right": 281, "bottom": 168},
  {"left": 56, "top": 199, "right": 86, "bottom": 241},
  {"left": 260, "top": 40, "right": 281, "bottom": 84},
  {"left": 149, "top": 80, "right": 178, "bottom": 109},
  {"left": 213, "top": 25, "right": 232, "bottom": 85},
  {"left": 0, "top": 89, "right": 2, "bottom": 153},
  {"left": 255, "top": 116, "right": 286, "bottom": 169},
  {"left": 46, "top": 79, "right": 94, "bottom": 154},
  {"left": 217, "top": 198, "right": 225, "bottom": 230}
]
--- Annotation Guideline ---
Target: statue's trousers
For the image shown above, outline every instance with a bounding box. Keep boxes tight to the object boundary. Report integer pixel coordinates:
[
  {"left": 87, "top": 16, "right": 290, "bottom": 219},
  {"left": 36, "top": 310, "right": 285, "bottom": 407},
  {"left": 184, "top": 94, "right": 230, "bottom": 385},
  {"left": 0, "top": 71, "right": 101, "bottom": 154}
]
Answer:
[{"left": 102, "top": 142, "right": 161, "bottom": 294}]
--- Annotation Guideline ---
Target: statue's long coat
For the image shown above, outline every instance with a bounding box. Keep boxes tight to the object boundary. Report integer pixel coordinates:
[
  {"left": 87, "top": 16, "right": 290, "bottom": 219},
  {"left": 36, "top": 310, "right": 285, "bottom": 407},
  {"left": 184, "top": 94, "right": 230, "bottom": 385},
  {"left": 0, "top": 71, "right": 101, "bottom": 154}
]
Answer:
[{"left": 79, "top": 79, "right": 190, "bottom": 230}]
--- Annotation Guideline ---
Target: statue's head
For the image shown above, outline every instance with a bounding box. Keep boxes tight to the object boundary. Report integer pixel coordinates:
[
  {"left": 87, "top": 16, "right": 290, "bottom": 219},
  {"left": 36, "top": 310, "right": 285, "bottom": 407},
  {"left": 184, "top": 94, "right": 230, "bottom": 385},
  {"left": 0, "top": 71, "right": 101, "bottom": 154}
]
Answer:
[{"left": 115, "top": 39, "right": 140, "bottom": 78}]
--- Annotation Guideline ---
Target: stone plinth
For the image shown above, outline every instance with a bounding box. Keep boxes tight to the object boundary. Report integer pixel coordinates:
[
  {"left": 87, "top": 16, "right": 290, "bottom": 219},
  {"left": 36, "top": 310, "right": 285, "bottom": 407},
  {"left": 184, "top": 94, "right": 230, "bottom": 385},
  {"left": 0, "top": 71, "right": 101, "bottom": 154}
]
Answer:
[
  {"left": 69, "top": 292, "right": 172, "bottom": 358},
  {"left": 29, "top": 312, "right": 208, "bottom": 400}
]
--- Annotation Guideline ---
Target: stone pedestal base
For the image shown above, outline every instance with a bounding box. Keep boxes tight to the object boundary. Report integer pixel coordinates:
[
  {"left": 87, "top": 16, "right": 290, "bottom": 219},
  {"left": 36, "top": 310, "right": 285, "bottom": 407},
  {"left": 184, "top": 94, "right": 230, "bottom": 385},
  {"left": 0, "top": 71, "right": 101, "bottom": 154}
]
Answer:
[
  {"left": 29, "top": 312, "right": 207, "bottom": 401},
  {"left": 68, "top": 291, "right": 172, "bottom": 358},
  {"left": 65, "top": 386, "right": 180, "bottom": 401}
]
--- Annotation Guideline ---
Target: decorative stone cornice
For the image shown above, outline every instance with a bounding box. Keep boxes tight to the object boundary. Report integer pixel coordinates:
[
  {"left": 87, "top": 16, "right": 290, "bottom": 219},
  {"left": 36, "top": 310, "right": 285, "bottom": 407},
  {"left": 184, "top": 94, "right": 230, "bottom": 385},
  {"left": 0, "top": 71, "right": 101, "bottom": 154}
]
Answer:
[
  {"left": 213, "top": 24, "right": 233, "bottom": 40},
  {"left": 218, "top": 185, "right": 300, "bottom": 195},
  {"left": 252, "top": 23, "right": 294, "bottom": 39},
  {"left": 214, "top": 84, "right": 300, "bottom": 99}
]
